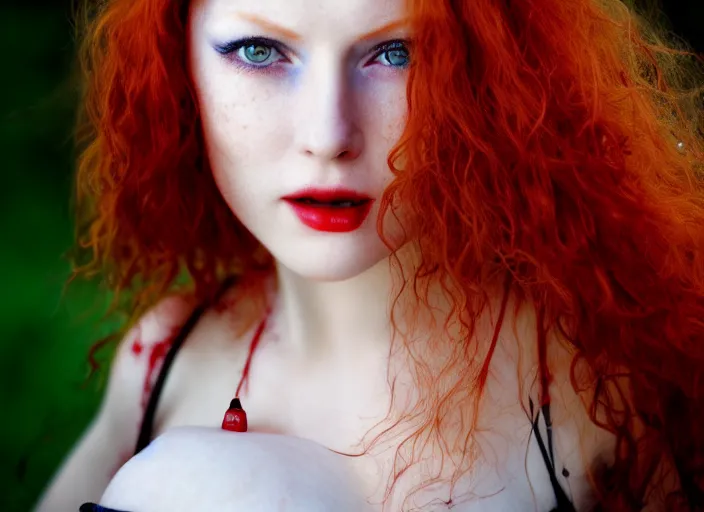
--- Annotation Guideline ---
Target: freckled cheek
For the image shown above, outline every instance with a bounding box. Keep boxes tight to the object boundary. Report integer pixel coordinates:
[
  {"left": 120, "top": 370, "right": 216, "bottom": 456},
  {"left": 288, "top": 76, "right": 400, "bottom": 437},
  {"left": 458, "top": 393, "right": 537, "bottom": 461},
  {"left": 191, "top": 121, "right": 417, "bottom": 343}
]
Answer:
[
  {"left": 196, "top": 85, "right": 292, "bottom": 218},
  {"left": 200, "top": 83, "right": 292, "bottom": 168},
  {"left": 359, "top": 79, "right": 408, "bottom": 141},
  {"left": 382, "top": 105, "right": 408, "bottom": 149}
]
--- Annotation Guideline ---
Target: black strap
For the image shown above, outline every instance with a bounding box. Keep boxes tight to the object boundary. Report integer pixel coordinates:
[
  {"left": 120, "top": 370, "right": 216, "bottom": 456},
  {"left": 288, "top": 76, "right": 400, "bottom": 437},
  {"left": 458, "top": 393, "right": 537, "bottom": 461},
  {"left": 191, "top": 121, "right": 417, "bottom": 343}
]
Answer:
[
  {"left": 133, "top": 277, "right": 237, "bottom": 455},
  {"left": 529, "top": 399, "right": 577, "bottom": 512}
]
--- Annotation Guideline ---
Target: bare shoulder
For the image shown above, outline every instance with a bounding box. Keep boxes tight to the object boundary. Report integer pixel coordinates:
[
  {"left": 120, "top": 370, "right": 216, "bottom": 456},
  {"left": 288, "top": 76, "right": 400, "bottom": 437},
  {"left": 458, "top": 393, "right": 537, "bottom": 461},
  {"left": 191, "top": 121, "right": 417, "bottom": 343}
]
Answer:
[
  {"left": 134, "top": 278, "right": 272, "bottom": 433},
  {"left": 33, "top": 294, "right": 198, "bottom": 511},
  {"left": 107, "top": 294, "right": 198, "bottom": 420},
  {"left": 512, "top": 300, "right": 679, "bottom": 510},
  {"left": 489, "top": 294, "right": 618, "bottom": 509},
  {"left": 112, "top": 294, "right": 197, "bottom": 378}
]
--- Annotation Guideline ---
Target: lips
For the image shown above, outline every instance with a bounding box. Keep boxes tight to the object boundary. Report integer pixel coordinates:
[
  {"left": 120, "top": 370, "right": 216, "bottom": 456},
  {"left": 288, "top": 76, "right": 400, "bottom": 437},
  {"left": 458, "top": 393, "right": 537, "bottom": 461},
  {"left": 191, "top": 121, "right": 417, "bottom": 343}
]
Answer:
[{"left": 282, "top": 187, "right": 374, "bottom": 232}]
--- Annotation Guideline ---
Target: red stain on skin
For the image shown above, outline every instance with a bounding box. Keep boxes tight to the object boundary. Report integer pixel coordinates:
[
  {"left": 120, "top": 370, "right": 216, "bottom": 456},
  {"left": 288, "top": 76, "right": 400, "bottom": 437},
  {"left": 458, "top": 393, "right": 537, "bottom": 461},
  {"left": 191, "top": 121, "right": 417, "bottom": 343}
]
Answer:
[
  {"left": 131, "top": 339, "right": 143, "bottom": 356},
  {"left": 140, "top": 331, "right": 177, "bottom": 410}
]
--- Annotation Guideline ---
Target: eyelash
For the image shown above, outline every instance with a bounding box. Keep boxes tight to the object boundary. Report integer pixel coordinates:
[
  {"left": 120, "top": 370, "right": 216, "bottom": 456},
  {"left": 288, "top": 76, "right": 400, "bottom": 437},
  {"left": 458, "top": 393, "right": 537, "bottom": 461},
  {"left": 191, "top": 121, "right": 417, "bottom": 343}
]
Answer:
[{"left": 214, "top": 37, "right": 411, "bottom": 74}]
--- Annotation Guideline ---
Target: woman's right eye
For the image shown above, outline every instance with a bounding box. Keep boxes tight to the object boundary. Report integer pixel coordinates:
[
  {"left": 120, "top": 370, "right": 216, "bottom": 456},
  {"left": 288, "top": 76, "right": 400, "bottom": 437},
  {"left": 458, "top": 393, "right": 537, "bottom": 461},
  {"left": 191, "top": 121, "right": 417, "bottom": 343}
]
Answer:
[{"left": 215, "top": 37, "right": 289, "bottom": 70}]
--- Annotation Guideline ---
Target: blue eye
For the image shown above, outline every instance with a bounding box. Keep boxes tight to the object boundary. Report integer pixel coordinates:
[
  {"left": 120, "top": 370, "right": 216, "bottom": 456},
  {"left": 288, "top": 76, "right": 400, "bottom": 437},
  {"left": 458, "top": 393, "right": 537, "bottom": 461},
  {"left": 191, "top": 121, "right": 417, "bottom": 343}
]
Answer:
[
  {"left": 215, "top": 37, "right": 288, "bottom": 69},
  {"left": 242, "top": 44, "right": 275, "bottom": 63},
  {"left": 372, "top": 40, "right": 411, "bottom": 69}
]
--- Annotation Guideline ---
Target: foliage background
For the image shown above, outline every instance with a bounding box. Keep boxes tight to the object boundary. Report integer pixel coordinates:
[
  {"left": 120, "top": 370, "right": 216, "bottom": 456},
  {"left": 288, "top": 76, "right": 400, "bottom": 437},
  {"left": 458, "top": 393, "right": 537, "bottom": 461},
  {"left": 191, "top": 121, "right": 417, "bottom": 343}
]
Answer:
[{"left": 0, "top": 1, "right": 700, "bottom": 511}]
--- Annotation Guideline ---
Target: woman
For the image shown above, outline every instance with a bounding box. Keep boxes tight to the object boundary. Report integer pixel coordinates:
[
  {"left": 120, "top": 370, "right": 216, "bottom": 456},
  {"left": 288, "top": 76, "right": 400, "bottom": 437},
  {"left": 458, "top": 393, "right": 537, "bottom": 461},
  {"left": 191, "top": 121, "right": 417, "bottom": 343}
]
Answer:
[{"left": 35, "top": 0, "right": 703, "bottom": 510}]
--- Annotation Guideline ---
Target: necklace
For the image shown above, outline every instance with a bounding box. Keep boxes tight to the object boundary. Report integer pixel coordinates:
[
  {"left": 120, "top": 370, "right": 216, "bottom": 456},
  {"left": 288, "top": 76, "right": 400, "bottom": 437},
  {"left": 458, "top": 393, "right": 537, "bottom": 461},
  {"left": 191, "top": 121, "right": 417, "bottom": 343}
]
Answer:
[{"left": 221, "top": 308, "right": 271, "bottom": 432}]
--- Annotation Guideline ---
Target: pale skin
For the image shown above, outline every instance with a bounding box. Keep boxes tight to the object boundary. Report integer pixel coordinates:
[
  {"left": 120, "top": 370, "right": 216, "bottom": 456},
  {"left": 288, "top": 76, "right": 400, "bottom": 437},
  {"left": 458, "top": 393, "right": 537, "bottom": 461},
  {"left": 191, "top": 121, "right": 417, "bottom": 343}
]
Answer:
[{"left": 34, "top": 0, "right": 626, "bottom": 510}]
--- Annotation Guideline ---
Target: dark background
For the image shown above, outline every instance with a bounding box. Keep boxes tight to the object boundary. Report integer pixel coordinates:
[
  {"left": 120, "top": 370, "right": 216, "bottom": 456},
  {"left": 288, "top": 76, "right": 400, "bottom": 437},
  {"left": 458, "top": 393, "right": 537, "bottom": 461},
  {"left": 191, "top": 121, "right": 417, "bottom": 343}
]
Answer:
[{"left": 0, "top": 1, "right": 701, "bottom": 511}]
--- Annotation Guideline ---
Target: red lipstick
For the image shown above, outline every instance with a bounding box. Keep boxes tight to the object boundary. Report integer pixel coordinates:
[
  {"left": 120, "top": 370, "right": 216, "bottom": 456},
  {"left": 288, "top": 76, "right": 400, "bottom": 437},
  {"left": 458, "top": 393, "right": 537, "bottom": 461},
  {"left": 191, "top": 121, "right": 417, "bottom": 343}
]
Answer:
[{"left": 283, "top": 187, "right": 374, "bottom": 233}]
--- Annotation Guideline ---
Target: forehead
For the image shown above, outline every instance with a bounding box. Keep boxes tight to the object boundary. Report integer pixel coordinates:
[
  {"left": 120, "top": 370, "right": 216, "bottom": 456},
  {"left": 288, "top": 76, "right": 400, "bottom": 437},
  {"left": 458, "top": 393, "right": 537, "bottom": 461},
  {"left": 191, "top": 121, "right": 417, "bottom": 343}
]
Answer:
[{"left": 192, "top": 0, "right": 408, "bottom": 40}]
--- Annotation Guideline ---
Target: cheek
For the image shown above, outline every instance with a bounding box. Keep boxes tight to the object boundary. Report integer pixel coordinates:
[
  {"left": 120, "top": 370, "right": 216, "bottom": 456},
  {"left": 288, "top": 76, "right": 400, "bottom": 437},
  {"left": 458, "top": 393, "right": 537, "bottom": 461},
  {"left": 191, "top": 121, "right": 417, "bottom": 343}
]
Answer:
[
  {"left": 381, "top": 93, "right": 408, "bottom": 142},
  {"left": 200, "top": 86, "right": 290, "bottom": 168},
  {"left": 196, "top": 80, "right": 293, "bottom": 213},
  {"left": 359, "top": 79, "right": 408, "bottom": 156},
  {"left": 190, "top": 53, "right": 289, "bottom": 157}
]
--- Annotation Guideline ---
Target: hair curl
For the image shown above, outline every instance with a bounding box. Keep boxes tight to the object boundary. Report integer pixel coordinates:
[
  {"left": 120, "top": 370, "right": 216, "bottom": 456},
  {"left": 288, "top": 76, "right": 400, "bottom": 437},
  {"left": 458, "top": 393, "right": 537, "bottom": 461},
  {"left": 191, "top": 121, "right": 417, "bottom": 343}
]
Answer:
[{"left": 71, "top": 0, "right": 704, "bottom": 509}]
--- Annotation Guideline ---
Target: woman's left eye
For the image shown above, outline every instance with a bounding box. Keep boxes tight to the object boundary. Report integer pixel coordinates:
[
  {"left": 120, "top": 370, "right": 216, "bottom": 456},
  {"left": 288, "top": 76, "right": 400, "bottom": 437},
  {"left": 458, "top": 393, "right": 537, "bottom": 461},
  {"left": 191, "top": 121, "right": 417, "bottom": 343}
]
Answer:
[{"left": 370, "top": 40, "right": 411, "bottom": 69}]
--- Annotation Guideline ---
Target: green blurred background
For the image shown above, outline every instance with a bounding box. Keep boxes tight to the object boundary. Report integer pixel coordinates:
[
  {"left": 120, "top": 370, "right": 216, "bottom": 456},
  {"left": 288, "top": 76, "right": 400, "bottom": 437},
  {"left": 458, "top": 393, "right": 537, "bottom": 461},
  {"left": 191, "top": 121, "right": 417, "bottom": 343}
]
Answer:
[
  {"left": 0, "top": 3, "right": 117, "bottom": 511},
  {"left": 0, "top": 1, "right": 701, "bottom": 511}
]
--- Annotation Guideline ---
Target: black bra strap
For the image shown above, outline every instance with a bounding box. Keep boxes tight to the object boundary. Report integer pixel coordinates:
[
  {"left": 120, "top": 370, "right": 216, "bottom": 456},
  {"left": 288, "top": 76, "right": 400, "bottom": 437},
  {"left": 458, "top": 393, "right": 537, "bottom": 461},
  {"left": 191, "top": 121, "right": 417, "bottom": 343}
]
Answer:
[
  {"left": 530, "top": 399, "right": 576, "bottom": 512},
  {"left": 133, "top": 276, "right": 237, "bottom": 455}
]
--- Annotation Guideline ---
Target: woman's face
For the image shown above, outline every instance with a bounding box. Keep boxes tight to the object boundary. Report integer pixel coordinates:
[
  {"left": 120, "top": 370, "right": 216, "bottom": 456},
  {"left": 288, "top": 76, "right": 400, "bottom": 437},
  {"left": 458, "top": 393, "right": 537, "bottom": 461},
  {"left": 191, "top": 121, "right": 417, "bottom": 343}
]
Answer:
[{"left": 187, "top": 0, "right": 410, "bottom": 281}]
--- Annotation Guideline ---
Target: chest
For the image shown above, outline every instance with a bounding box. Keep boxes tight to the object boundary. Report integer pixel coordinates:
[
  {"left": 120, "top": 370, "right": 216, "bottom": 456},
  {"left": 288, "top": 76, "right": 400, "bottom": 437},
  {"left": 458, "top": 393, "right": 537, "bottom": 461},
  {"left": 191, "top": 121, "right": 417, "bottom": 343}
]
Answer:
[{"left": 150, "top": 333, "right": 609, "bottom": 511}]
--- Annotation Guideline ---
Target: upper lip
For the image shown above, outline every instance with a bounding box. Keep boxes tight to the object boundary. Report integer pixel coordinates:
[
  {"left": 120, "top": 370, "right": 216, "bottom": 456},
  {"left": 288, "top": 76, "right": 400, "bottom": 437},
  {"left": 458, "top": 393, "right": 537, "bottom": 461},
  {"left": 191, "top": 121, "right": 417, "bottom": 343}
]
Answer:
[{"left": 282, "top": 187, "right": 372, "bottom": 202}]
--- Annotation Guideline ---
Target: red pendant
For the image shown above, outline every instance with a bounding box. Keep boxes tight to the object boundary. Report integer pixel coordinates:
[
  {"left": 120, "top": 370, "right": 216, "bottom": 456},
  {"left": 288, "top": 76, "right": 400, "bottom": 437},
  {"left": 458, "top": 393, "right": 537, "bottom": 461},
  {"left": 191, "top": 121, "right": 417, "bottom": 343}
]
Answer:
[{"left": 222, "top": 398, "right": 248, "bottom": 432}]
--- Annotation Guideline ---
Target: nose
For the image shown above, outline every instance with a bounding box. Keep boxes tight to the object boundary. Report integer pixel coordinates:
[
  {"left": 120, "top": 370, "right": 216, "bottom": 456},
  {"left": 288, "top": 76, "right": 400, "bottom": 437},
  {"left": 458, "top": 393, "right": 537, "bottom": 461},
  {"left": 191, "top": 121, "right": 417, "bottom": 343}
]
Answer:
[{"left": 295, "top": 60, "right": 364, "bottom": 162}]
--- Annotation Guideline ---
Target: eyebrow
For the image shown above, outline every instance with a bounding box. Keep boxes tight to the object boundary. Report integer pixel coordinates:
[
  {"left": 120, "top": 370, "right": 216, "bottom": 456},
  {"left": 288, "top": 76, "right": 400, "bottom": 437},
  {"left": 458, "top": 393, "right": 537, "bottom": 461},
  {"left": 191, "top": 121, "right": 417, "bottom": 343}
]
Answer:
[{"left": 233, "top": 12, "right": 409, "bottom": 43}]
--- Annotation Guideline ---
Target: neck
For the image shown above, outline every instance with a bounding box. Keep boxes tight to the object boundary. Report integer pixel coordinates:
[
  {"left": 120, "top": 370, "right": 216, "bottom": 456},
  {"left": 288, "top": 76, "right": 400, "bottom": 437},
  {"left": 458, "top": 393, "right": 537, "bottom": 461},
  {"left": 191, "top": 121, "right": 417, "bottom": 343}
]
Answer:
[{"left": 271, "top": 248, "right": 417, "bottom": 358}]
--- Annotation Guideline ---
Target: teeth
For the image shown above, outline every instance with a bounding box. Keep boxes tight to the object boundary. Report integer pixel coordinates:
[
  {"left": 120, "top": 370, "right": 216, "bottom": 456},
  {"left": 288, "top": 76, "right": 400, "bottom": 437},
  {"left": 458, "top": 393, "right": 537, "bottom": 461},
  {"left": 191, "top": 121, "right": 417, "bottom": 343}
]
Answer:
[{"left": 297, "top": 198, "right": 361, "bottom": 207}]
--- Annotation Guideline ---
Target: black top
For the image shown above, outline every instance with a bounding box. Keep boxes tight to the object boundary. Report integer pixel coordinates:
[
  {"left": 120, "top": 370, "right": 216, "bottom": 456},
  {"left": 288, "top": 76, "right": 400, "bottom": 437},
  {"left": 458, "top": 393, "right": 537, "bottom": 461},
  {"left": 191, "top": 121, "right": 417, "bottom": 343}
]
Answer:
[{"left": 82, "top": 276, "right": 577, "bottom": 511}]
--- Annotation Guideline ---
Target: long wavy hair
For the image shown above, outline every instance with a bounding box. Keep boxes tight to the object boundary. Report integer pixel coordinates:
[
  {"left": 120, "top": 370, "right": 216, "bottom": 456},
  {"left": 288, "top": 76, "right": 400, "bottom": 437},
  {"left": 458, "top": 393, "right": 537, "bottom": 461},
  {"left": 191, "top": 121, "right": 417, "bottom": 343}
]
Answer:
[{"left": 70, "top": 0, "right": 704, "bottom": 509}]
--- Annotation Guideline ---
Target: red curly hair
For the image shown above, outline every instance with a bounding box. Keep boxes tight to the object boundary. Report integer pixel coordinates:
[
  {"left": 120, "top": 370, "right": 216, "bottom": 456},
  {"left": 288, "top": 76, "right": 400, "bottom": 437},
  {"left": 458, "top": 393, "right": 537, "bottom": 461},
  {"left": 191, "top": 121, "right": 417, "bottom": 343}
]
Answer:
[{"left": 71, "top": 0, "right": 704, "bottom": 509}]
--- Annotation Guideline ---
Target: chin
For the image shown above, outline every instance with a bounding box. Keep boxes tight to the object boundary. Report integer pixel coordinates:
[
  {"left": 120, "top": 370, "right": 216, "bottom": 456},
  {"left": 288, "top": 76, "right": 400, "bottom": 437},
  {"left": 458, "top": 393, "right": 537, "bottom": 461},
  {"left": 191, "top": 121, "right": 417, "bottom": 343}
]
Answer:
[{"left": 269, "top": 235, "right": 392, "bottom": 283}]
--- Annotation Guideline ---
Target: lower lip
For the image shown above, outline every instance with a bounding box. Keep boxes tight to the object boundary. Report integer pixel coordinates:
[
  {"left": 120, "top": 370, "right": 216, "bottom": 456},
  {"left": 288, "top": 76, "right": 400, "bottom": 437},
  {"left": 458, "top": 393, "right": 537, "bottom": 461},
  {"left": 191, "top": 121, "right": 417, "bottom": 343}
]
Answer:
[{"left": 284, "top": 200, "right": 374, "bottom": 232}]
